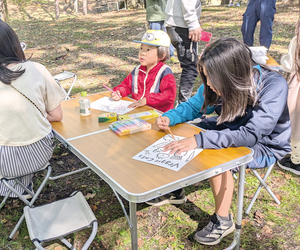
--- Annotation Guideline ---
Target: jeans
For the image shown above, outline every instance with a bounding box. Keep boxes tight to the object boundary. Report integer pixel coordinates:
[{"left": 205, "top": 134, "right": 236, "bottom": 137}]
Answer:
[
  {"left": 167, "top": 26, "right": 198, "bottom": 103},
  {"left": 241, "top": 0, "right": 276, "bottom": 49},
  {"left": 148, "top": 21, "right": 175, "bottom": 57}
]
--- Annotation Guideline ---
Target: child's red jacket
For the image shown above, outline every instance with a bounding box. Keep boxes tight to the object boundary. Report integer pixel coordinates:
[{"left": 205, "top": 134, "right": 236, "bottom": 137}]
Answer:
[{"left": 113, "top": 62, "right": 176, "bottom": 112}]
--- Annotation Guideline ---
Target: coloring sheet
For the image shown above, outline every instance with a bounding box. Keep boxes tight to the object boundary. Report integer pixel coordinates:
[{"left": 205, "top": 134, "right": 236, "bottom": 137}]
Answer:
[
  {"left": 90, "top": 97, "right": 135, "bottom": 115},
  {"left": 132, "top": 135, "right": 203, "bottom": 171}
]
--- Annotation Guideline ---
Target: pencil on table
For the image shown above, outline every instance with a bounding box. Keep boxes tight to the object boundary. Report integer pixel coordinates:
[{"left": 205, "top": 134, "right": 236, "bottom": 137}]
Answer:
[{"left": 160, "top": 115, "right": 175, "bottom": 140}]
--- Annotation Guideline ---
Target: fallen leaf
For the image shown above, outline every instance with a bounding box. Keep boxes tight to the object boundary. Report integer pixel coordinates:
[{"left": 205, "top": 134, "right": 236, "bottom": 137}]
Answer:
[
  {"left": 267, "top": 221, "right": 275, "bottom": 226},
  {"left": 254, "top": 210, "right": 264, "bottom": 223},
  {"left": 54, "top": 246, "right": 63, "bottom": 250},
  {"left": 161, "top": 216, "right": 167, "bottom": 223},
  {"left": 84, "top": 193, "right": 96, "bottom": 199},
  {"left": 262, "top": 225, "right": 273, "bottom": 235},
  {"left": 242, "top": 219, "right": 250, "bottom": 226},
  {"left": 12, "top": 230, "right": 19, "bottom": 240}
]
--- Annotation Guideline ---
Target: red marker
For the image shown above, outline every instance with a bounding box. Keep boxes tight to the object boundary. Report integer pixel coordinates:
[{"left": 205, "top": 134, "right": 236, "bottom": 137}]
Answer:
[{"left": 103, "top": 84, "right": 121, "bottom": 98}]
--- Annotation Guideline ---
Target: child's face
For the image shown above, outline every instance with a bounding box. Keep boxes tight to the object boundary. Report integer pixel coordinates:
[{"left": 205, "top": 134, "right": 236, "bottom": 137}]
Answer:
[
  {"left": 138, "top": 43, "right": 159, "bottom": 71},
  {"left": 203, "top": 66, "right": 220, "bottom": 96}
]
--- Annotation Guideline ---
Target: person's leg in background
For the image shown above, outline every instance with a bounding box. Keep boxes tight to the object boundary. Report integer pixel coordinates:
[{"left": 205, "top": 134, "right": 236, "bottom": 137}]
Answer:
[
  {"left": 194, "top": 143, "right": 276, "bottom": 245},
  {"left": 259, "top": 0, "right": 276, "bottom": 50},
  {"left": 168, "top": 27, "right": 198, "bottom": 103},
  {"left": 278, "top": 139, "right": 300, "bottom": 175},
  {"left": 161, "top": 25, "right": 178, "bottom": 62},
  {"left": 241, "top": 0, "right": 259, "bottom": 47}
]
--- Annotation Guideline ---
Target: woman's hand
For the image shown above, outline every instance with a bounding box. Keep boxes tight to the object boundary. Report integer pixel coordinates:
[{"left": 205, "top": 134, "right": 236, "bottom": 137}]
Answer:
[
  {"left": 163, "top": 136, "right": 198, "bottom": 155},
  {"left": 128, "top": 97, "right": 146, "bottom": 108},
  {"left": 156, "top": 116, "right": 170, "bottom": 131},
  {"left": 111, "top": 91, "right": 121, "bottom": 101}
]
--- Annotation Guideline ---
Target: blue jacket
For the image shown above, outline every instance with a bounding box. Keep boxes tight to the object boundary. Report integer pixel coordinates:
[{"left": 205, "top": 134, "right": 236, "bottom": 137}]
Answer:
[{"left": 163, "top": 68, "right": 291, "bottom": 160}]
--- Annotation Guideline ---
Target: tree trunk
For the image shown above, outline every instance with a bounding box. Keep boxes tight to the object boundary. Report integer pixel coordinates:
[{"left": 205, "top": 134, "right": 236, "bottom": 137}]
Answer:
[
  {"left": 74, "top": 0, "right": 78, "bottom": 12},
  {"left": 0, "top": 0, "right": 9, "bottom": 22},
  {"left": 83, "top": 0, "right": 87, "bottom": 15},
  {"left": 55, "top": 0, "right": 60, "bottom": 19}
]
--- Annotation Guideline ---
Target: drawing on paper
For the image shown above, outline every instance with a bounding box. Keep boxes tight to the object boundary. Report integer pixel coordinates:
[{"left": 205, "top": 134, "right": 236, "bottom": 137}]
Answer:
[
  {"left": 90, "top": 96, "right": 135, "bottom": 115},
  {"left": 132, "top": 135, "right": 203, "bottom": 171}
]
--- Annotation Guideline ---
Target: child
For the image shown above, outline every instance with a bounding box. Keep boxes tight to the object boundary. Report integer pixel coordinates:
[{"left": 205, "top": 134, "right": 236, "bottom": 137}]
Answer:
[
  {"left": 278, "top": 18, "right": 300, "bottom": 174},
  {"left": 111, "top": 30, "right": 177, "bottom": 113},
  {"left": 145, "top": 0, "right": 178, "bottom": 63},
  {"left": 152, "top": 38, "right": 291, "bottom": 245}
]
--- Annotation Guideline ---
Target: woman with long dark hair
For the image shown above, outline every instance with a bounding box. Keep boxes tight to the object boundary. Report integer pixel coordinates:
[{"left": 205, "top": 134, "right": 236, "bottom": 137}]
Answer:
[{"left": 0, "top": 20, "right": 65, "bottom": 197}]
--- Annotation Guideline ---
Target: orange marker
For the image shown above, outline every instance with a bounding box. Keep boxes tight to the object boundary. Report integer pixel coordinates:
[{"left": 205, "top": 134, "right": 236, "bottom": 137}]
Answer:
[{"left": 160, "top": 115, "right": 175, "bottom": 140}]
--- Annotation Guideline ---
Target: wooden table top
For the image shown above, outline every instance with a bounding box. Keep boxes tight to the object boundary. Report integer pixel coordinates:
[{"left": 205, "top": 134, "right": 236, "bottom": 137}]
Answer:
[{"left": 52, "top": 93, "right": 253, "bottom": 201}]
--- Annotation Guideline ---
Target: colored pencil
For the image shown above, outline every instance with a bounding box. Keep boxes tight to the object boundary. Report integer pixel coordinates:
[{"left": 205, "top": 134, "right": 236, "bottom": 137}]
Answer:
[
  {"left": 103, "top": 84, "right": 121, "bottom": 98},
  {"left": 160, "top": 115, "right": 175, "bottom": 140}
]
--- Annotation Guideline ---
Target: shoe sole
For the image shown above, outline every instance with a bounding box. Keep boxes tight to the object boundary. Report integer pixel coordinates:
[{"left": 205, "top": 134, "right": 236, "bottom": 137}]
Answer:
[
  {"left": 277, "top": 162, "right": 300, "bottom": 175},
  {"left": 194, "top": 223, "right": 235, "bottom": 245},
  {"left": 145, "top": 196, "right": 187, "bottom": 206}
]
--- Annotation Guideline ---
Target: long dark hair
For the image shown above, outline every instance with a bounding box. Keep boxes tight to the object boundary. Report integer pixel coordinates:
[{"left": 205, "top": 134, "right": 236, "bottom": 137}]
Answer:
[
  {"left": 198, "top": 38, "right": 257, "bottom": 124},
  {"left": 0, "top": 20, "right": 26, "bottom": 84}
]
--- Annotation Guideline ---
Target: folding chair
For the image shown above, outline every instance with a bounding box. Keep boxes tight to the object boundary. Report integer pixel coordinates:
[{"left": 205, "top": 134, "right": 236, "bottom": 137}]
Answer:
[
  {"left": 53, "top": 71, "right": 77, "bottom": 100},
  {"left": 0, "top": 162, "right": 52, "bottom": 240},
  {"left": 244, "top": 163, "right": 281, "bottom": 214},
  {"left": 24, "top": 191, "right": 98, "bottom": 250}
]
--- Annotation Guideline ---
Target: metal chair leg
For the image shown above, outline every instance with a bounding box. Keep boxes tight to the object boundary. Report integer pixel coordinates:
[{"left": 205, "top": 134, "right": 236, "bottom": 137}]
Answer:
[{"left": 245, "top": 164, "right": 280, "bottom": 214}]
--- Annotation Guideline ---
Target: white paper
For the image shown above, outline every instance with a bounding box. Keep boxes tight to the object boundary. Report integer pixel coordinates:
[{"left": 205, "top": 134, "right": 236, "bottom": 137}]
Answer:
[
  {"left": 132, "top": 135, "right": 203, "bottom": 171},
  {"left": 90, "top": 96, "right": 135, "bottom": 115}
]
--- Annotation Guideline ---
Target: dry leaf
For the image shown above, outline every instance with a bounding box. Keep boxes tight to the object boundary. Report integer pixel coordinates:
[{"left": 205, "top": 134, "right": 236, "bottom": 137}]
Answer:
[
  {"left": 161, "top": 216, "right": 167, "bottom": 223},
  {"left": 262, "top": 225, "right": 273, "bottom": 235},
  {"left": 84, "top": 193, "right": 96, "bottom": 199},
  {"left": 12, "top": 230, "right": 19, "bottom": 240}
]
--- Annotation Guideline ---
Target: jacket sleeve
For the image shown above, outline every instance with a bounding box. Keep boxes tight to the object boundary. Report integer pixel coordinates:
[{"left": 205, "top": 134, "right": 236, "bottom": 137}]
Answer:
[
  {"left": 163, "top": 84, "right": 215, "bottom": 126},
  {"left": 113, "top": 72, "right": 133, "bottom": 98},
  {"left": 195, "top": 74, "right": 289, "bottom": 149},
  {"left": 180, "top": 0, "right": 201, "bottom": 31},
  {"left": 144, "top": 73, "right": 176, "bottom": 110}
]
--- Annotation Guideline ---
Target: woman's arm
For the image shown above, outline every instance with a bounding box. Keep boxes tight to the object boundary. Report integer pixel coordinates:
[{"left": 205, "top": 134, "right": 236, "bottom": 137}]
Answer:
[{"left": 47, "top": 104, "right": 63, "bottom": 122}]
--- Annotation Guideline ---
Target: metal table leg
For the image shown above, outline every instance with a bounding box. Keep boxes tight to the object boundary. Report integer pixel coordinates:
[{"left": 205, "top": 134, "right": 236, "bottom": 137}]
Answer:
[
  {"left": 129, "top": 202, "right": 138, "bottom": 250},
  {"left": 225, "top": 163, "right": 246, "bottom": 250}
]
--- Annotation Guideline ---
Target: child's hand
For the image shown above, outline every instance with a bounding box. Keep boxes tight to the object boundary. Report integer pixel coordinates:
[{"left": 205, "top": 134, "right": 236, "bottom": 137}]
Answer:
[
  {"left": 128, "top": 98, "right": 146, "bottom": 109},
  {"left": 111, "top": 91, "right": 121, "bottom": 101},
  {"left": 156, "top": 116, "right": 170, "bottom": 131},
  {"left": 163, "top": 137, "right": 197, "bottom": 155}
]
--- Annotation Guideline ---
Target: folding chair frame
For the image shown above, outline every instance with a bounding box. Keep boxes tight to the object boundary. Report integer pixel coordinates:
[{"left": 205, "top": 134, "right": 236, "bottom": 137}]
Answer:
[
  {"left": 0, "top": 163, "right": 52, "bottom": 240},
  {"left": 54, "top": 71, "right": 77, "bottom": 100},
  {"left": 245, "top": 163, "right": 280, "bottom": 214}
]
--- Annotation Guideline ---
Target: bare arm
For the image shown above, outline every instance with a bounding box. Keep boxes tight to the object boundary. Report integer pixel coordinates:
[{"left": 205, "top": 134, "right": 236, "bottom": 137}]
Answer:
[{"left": 47, "top": 104, "right": 63, "bottom": 122}]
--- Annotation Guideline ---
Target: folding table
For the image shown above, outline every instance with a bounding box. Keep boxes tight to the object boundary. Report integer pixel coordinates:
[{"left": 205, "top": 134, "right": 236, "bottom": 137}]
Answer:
[{"left": 51, "top": 92, "right": 253, "bottom": 250}]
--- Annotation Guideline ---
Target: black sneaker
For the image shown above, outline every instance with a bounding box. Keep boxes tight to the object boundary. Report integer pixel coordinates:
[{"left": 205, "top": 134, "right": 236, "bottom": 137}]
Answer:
[
  {"left": 194, "top": 213, "right": 235, "bottom": 245},
  {"left": 145, "top": 189, "right": 187, "bottom": 206},
  {"left": 22, "top": 181, "right": 34, "bottom": 199},
  {"left": 277, "top": 157, "right": 300, "bottom": 175}
]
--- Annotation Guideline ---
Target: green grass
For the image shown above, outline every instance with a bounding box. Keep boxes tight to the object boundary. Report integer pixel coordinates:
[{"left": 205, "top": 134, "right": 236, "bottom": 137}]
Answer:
[{"left": 1, "top": 1, "right": 300, "bottom": 249}]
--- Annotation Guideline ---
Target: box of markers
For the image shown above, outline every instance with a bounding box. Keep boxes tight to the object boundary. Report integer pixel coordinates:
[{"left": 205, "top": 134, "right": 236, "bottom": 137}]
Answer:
[
  {"left": 109, "top": 118, "right": 151, "bottom": 136},
  {"left": 98, "top": 112, "right": 118, "bottom": 123},
  {"left": 117, "top": 109, "right": 160, "bottom": 121}
]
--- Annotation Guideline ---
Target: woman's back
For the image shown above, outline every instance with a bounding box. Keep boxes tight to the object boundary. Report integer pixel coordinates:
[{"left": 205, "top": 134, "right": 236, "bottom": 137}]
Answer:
[{"left": 0, "top": 61, "right": 65, "bottom": 146}]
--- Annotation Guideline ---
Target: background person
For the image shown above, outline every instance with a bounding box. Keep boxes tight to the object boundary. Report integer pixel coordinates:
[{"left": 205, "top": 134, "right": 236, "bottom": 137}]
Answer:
[
  {"left": 111, "top": 30, "right": 176, "bottom": 112},
  {"left": 145, "top": 0, "right": 178, "bottom": 63},
  {"left": 278, "top": 18, "right": 300, "bottom": 175},
  {"left": 241, "top": 0, "right": 276, "bottom": 50},
  {"left": 164, "top": 0, "right": 202, "bottom": 104},
  {"left": 0, "top": 20, "right": 65, "bottom": 197},
  {"left": 155, "top": 38, "right": 291, "bottom": 245}
]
